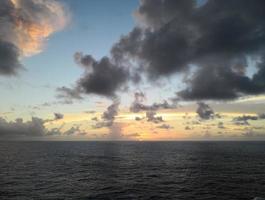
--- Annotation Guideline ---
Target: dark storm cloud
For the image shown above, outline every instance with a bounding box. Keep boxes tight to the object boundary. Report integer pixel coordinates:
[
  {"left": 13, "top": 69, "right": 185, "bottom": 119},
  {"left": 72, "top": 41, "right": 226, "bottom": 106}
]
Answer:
[
  {"left": 196, "top": 102, "right": 214, "bottom": 120},
  {"left": 111, "top": 0, "right": 265, "bottom": 100},
  {"left": 59, "top": 0, "right": 265, "bottom": 101}
]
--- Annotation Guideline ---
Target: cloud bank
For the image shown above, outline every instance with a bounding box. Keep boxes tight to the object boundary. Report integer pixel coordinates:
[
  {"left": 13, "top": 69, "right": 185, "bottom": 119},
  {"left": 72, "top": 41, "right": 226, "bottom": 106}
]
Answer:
[{"left": 60, "top": 0, "right": 265, "bottom": 101}]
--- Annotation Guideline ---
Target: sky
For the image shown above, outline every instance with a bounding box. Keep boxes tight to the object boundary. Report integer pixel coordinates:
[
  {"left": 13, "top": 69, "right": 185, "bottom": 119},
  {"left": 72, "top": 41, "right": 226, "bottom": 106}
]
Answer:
[{"left": 0, "top": 0, "right": 265, "bottom": 141}]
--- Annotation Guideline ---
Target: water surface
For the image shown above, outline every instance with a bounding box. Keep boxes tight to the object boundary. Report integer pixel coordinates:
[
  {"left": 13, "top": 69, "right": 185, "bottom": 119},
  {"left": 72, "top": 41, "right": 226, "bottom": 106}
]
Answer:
[{"left": 0, "top": 141, "right": 265, "bottom": 199}]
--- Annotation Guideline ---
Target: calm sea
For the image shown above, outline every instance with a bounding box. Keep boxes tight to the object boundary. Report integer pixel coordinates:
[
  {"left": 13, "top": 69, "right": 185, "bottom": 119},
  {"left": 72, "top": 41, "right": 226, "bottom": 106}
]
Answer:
[{"left": 0, "top": 141, "right": 265, "bottom": 200}]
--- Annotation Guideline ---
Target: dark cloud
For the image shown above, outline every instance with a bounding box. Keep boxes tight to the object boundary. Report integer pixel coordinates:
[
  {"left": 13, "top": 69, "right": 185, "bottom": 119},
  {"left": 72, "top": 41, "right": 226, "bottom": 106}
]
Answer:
[
  {"left": 0, "top": 117, "right": 46, "bottom": 139},
  {"left": 112, "top": 0, "right": 265, "bottom": 100},
  {"left": 234, "top": 115, "right": 259, "bottom": 121},
  {"left": 93, "top": 100, "right": 120, "bottom": 128},
  {"left": 258, "top": 113, "right": 265, "bottom": 119},
  {"left": 74, "top": 52, "right": 96, "bottom": 68},
  {"left": 196, "top": 102, "right": 214, "bottom": 120},
  {"left": 130, "top": 92, "right": 177, "bottom": 113},
  {"left": 0, "top": 41, "right": 22, "bottom": 75},
  {"left": 59, "top": 54, "right": 130, "bottom": 98},
  {"left": 57, "top": 0, "right": 265, "bottom": 101},
  {"left": 233, "top": 114, "right": 259, "bottom": 126},
  {"left": 126, "top": 133, "right": 140, "bottom": 137},
  {"left": 135, "top": 116, "right": 144, "bottom": 121},
  {"left": 54, "top": 113, "right": 64, "bottom": 120},
  {"left": 157, "top": 124, "right": 173, "bottom": 129},
  {"left": 218, "top": 122, "right": 225, "bottom": 129},
  {"left": 91, "top": 117, "right": 98, "bottom": 121},
  {"left": 146, "top": 110, "right": 164, "bottom": 123}
]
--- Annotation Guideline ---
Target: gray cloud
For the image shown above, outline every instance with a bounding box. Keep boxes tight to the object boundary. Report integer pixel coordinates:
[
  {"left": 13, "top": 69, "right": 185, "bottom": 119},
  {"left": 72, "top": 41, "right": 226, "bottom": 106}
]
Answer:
[
  {"left": 130, "top": 92, "right": 177, "bottom": 113},
  {"left": 258, "top": 113, "right": 265, "bottom": 119},
  {"left": 196, "top": 102, "right": 214, "bottom": 120},
  {"left": 233, "top": 114, "right": 259, "bottom": 126},
  {"left": 218, "top": 122, "right": 225, "bottom": 129},
  {"left": 58, "top": 0, "right": 265, "bottom": 101},
  {"left": 0, "top": 40, "right": 22, "bottom": 75},
  {"left": 234, "top": 115, "right": 259, "bottom": 121},
  {"left": 59, "top": 54, "right": 130, "bottom": 98},
  {"left": 0, "top": 116, "right": 85, "bottom": 140},
  {"left": 157, "top": 124, "right": 173, "bottom": 129},
  {"left": 0, "top": 117, "right": 46, "bottom": 139},
  {"left": 146, "top": 110, "right": 164, "bottom": 123},
  {"left": 112, "top": 0, "right": 265, "bottom": 100},
  {"left": 54, "top": 113, "right": 64, "bottom": 120},
  {"left": 93, "top": 100, "right": 120, "bottom": 129},
  {"left": 56, "top": 86, "right": 83, "bottom": 100},
  {"left": 135, "top": 116, "right": 144, "bottom": 121},
  {"left": 91, "top": 117, "right": 98, "bottom": 121}
]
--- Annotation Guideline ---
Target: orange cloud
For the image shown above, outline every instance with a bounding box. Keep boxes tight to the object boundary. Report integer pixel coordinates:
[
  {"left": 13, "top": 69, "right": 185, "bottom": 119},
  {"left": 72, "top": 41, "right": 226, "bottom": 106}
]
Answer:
[{"left": 10, "top": 0, "right": 69, "bottom": 56}]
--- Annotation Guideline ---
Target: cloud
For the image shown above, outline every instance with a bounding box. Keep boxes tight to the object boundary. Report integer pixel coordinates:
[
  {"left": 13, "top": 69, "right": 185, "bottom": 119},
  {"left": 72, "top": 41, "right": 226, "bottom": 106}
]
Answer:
[
  {"left": 126, "top": 133, "right": 140, "bottom": 138},
  {"left": 56, "top": 86, "right": 83, "bottom": 100},
  {"left": 91, "top": 117, "right": 98, "bottom": 121},
  {"left": 196, "top": 102, "right": 214, "bottom": 120},
  {"left": 157, "top": 124, "right": 173, "bottom": 129},
  {"left": 234, "top": 115, "right": 259, "bottom": 121},
  {"left": 57, "top": 0, "right": 265, "bottom": 101},
  {"left": 54, "top": 113, "right": 64, "bottom": 120},
  {"left": 146, "top": 110, "right": 164, "bottom": 123},
  {"left": 59, "top": 54, "right": 130, "bottom": 98},
  {"left": 0, "top": 116, "right": 85, "bottom": 139},
  {"left": 0, "top": 40, "right": 22, "bottom": 75},
  {"left": 130, "top": 92, "right": 177, "bottom": 113},
  {"left": 135, "top": 116, "right": 144, "bottom": 121},
  {"left": 93, "top": 99, "right": 120, "bottom": 128},
  {"left": 0, "top": 0, "right": 68, "bottom": 76},
  {"left": 233, "top": 114, "right": 259, "bottom": 126},
  {"left": 0, "top": 117, "right": 46, "bottom": 139},
  {"left": 241, "top": 131, "right": 265, "bottom": 139},
  {"left": 217, "top": 122, "right": 225, "bottom": 129},
  {"left": 110, "top": 0, "right": 265, "bottom": 99},
  {"left": 258, "top": 113, "right": 265, "bottom": 119}
]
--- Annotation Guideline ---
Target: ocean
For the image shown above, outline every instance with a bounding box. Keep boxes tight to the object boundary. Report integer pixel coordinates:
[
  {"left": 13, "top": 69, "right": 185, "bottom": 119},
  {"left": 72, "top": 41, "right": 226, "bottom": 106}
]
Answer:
[{"left": 0, "top": 141, "right": 265, "bottom": 200}]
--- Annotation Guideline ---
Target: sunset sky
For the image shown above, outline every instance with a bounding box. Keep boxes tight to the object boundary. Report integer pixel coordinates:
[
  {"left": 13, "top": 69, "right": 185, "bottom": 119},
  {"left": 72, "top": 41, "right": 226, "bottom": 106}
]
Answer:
[{"left": 1, "top": 0, "right": 265, "bottom": 140}]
